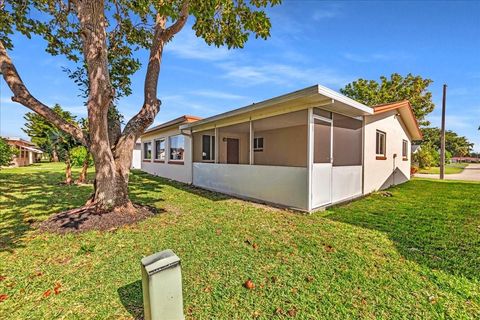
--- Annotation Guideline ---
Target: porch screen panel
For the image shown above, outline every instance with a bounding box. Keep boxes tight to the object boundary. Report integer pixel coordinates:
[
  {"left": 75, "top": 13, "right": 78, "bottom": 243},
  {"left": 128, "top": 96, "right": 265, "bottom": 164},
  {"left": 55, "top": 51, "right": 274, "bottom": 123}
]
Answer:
[
  {"left": 314, "top": 119, "right": 331, "bottom": 163},
  {"left": 332, "top": 114, "right": 362, "bottom": 166}
]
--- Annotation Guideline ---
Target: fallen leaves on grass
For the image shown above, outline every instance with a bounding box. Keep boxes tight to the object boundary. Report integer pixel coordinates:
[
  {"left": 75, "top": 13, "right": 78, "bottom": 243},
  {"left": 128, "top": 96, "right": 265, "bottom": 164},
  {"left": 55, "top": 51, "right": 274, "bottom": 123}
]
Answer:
[
  {"left": 243, "top": 279, "right": 255, "bottom": 289},
  {"left": 54, "top": 283, "right": 62, "bottom": 295},
  {"left": 43, "top": 290, "right": 51, "bottom": 298},
  {"left": 0, "top": 294, "right": 8, "bottom": 302},
  {"left": 305, "top": 276, "right": 314, "bottom": 283},
  {"left": 244, "top": 239, "right": 259, "bottom": 249},
  {"left": 203, "top": 286, "right": 212, "bottom": 293},
  {"left": 0, "top": 275, "right": 5, "bottom": 281},
  {"left": 324, "top": 244, "right": 335, "bottom": 253}
]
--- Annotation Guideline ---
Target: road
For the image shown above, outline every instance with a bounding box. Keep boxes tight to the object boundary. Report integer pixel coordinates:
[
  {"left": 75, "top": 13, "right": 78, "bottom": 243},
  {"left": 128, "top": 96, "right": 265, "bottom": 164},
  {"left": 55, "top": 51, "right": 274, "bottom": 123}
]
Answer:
[{"left": 415, "top": 163, "right": 480, "bottom": 181}]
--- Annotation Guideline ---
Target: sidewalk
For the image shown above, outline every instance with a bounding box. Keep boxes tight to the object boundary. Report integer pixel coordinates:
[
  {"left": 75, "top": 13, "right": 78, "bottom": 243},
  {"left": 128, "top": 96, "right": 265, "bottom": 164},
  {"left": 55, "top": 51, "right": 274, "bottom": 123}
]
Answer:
[{"left": 414, "top": 164, "right": 480, "bottom": 181}]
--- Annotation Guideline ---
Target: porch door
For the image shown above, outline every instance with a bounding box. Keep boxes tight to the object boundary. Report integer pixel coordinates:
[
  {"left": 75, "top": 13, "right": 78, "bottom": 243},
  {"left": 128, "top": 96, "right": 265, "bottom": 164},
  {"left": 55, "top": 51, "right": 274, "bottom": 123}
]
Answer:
[
  {"left": 311, "top": 116, "right": 333, "bottom": 208},
  {"left": 226, "top": 138, "right": 240, "bottom": 164}
]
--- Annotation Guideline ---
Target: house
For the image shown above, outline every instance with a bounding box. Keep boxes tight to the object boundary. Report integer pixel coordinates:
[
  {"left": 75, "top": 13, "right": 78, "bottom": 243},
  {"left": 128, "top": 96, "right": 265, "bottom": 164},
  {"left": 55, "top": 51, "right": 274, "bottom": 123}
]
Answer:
[
  {"left": 131, "top": 139, "right": 142, "bottom": 169},
  {"left": 411, "top": 144, "right": 421, "bottom": 154},
  {"left": 140, "top": 84, "right": 422, "bottom": 211},
  {"left": 4, "top": 137, "right": 43, "bottom": 167},
  {"left": 451, "top": 156, "right": 479, "bottom": 163}
]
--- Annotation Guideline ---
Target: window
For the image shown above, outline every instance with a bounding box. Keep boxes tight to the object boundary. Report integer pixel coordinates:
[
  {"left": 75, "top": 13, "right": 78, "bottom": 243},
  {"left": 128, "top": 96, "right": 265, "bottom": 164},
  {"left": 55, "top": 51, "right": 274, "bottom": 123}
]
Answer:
[
  {"left": 376, "top": 130, "right": 386, "bottom": 158},
  {"left": 154, "top": 138, "right": 165, "bottom": 161},
  {"left": 202, "top": 135, "right": 215, "bottom": 161},
  {"left": 253, "top": 137, "right": 264, "bottom": 152},
  {"left": 143, "top": 141, "right": 152, "bottom": 160},
  {"left": 402, "top": 140, "right": 408, "bottom": 159},
  {"left": 169, "top": 135, "right": 185, "bottom": 161}
]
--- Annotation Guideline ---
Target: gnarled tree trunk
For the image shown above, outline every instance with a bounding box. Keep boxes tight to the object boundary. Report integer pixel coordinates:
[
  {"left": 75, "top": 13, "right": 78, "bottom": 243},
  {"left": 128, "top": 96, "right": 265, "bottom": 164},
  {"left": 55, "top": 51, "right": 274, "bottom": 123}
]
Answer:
[
  {"left": 0, "top": 0, "right": 190, "bottom": 213},
  {"left": 65, "top": 157, "right": 73, "bottom": 185}
]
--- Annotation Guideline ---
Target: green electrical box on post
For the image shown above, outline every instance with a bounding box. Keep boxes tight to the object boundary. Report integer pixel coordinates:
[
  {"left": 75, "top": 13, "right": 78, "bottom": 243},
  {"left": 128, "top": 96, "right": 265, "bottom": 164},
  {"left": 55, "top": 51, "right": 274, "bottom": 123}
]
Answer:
[{"left": 141, "top": 249, "right": 184, "bottom": 320}]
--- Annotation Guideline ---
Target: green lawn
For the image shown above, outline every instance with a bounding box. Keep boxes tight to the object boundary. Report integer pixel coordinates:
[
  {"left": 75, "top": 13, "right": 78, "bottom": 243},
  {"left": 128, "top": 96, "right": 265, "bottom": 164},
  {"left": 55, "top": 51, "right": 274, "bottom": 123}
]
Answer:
[
  {"left": 418, "top": 162, "right": 469, "bottom": 174},
  {"left": 1, "top": 163, "right": 479, "bottom": 319}
]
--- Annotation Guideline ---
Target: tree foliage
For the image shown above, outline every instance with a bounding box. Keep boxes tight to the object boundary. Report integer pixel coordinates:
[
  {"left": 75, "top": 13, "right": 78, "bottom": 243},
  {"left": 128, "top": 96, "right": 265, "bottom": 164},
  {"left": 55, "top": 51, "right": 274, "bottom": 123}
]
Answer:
[
  {"left": 0, "top": 138, "right": 18, "bottom": 167},
  {"left": 340, "top": 73, "right": 435, "bottom": 126},
  {"left": 0, "top": 0, "right": 281, "bottom": 210},
  {"left": 70, "top": 146, "right": 93, "bottom": 167},
  {"left": 420, "top": 127, "right": 473, "bottom": 157},
  {"left": 23, "top": 104, "right": 78, "bottom": 161}
]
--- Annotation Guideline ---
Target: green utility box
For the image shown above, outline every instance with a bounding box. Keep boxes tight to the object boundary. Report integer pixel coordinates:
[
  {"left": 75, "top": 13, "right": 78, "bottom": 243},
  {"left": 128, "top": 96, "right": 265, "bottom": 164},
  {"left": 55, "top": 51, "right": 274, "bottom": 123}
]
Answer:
[{"left": 141, "top": 249, "right": 184, "bottom": 320}]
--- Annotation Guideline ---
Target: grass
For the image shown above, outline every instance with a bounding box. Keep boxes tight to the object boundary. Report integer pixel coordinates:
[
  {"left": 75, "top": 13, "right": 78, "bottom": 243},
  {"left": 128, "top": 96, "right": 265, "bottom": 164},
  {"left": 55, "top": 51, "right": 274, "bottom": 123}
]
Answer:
[
  {"left": 0, "top": 162, "right": 479, "bottom": 319},
  {"left": 418, "top": 162, "right": 469, "bottom": 174}
]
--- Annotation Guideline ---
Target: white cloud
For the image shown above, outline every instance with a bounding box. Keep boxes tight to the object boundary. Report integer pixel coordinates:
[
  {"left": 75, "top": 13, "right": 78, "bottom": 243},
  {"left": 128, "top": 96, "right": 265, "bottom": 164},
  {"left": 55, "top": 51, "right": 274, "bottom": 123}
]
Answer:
[
  {"left": 189, "top": 90, "right": 247, "bottom": 100},
  {"left": 342, "top": 52, "right": 411, "bottom": 63},
  {"left": 312, "top": 3, "right": 344, "bottom": 21},
  {"left": 217, "top": 62, "right": 352, "bottom": 88},
  {"left": 165, "top": 29, "right": 231, "bottom": 61}
]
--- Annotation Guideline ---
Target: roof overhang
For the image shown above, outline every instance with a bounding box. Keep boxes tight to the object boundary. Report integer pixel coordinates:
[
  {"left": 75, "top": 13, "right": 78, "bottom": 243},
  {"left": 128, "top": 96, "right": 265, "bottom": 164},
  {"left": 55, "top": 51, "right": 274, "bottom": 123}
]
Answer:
[
  {"left": 143, "top": 115, "right": 202, "bottom": 135},
  {"left": 180, "top": 84, "right": 373, "bottom": 131},
  {"left": 373, "top": 100, "right": 423, "bottom": 140},
  {"left": 23, "top": 146, "right": 43, "bottom": 154}
]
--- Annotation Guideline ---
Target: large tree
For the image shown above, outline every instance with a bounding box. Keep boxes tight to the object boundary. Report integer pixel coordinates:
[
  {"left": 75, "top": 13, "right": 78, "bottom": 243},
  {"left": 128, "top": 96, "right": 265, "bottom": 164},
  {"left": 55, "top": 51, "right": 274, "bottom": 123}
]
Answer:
[
  {"left": 340, "top": 73, "right": 435, "bottom": 126},
  {"left": 421, "top": 127, "right": 473, "bottom": 157},
  {"left": 0, "top": 0, "right": 280, "bottom": 212},
  {"left": 23, "top": 104, "right": 76, "bottom": 162}
]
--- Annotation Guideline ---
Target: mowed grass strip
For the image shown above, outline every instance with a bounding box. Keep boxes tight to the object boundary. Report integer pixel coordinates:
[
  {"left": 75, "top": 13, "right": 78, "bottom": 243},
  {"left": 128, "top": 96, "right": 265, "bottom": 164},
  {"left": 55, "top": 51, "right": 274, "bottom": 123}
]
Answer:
[
  {"left": 418, "top": 162, "right": 469, "bottom": 174},
  {"left": 0, "top": 162, "right": 479, "bottom": 319}
]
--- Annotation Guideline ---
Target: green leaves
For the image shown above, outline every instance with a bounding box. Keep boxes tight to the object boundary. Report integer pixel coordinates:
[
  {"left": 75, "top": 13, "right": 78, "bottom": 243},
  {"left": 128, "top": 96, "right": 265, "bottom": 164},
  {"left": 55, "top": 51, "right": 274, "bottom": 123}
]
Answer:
[
  {"left": 1, "top": 0, "right": 279, "bottom": 101},
  {"left": 341, "top": 73, "right": 435, "bottom": 126}
]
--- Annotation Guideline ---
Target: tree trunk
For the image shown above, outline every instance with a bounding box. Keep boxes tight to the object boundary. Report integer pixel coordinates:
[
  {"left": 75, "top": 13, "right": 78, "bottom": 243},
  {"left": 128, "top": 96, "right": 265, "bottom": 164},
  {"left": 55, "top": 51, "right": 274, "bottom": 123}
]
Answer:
[
  {"left": 51, "top": 148, "right": 59, "bottom": 162},
  {"left": 65, "top": 158, "right": 73, "bottom": 185},
  {"left": 77, "top": 152, "right": 90, "bottom": 184}
]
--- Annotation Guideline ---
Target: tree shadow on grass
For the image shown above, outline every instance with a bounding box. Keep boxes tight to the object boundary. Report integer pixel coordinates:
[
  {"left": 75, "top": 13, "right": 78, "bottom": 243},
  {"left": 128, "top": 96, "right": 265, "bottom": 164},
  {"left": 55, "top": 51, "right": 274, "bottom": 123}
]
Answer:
[
  {"left": 0, "top": 170, "right": 94, "bottom": 252},
  {"left": 129, "top": 169, "right": 232, "bottom": 203},
  {"left": 324, "top": 179, "right": 480, "bottom": 280},
  {"left": 118, "top": 280, "right": 144, "bottom": 320}
]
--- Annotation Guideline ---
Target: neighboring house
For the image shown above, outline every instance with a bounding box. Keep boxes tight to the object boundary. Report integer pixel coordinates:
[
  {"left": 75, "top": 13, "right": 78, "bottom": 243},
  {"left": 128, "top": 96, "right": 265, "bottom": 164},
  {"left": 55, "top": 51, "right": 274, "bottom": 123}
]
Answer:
[
  {"left": 4, "top": 137, "right": 43, "bottom": 167},
  {"left": 140, "top": 84, "right": 422, "bottom": 211},
  {"left": 131, "top": 139, "right": 142, "bottom": 169},
  {"left": 411, "top": 144, "right": 421, "bottom": 154},
  {"left": 451, "top": 156, "right": 480, "bottom": 163}
]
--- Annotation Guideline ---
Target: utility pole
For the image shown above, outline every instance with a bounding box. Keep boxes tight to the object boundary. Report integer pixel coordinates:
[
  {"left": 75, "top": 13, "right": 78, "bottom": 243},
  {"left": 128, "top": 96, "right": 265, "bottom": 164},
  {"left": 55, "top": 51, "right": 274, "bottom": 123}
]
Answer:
[{"left": 440, "top": 84, "right": 447, "bottom": 180}]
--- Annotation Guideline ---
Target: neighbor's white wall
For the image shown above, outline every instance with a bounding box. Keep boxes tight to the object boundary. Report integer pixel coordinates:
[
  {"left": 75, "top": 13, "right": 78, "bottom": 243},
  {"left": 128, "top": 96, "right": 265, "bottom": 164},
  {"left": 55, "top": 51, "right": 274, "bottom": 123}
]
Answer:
[
  {"left": 131, "top": 143, "right": 141, "bottom": 169},
  {"left": 193, "top": 163, "right": 308, "bottom": 210},
  {"left": 141, "top": 127, "right": 192, "bottom": 184},
  {"left": 363, "top": 110, "right": 412, "bottom": 193}
]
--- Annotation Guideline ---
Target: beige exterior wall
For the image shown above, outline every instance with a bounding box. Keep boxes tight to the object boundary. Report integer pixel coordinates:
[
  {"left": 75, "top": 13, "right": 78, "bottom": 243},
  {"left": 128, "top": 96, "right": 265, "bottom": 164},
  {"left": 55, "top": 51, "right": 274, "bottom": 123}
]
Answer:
[
  {"left": 254, "top": 125, "right": 307, "bottom": 167},
  {"left": 218, "top": 131, "right": 250, "bottom": 164},
  {"left": 363, "top": 110, "right": 412, "bottom": 193},
  {"left": 140, "top": 126, "right": 192, "bottom": 184}
]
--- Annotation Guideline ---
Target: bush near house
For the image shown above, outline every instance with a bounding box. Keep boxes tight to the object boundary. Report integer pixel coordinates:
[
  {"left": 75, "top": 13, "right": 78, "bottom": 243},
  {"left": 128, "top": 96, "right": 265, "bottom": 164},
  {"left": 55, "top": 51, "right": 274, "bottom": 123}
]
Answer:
[{"left": 0, "top": 163, "right": 479, "bottom": 319}]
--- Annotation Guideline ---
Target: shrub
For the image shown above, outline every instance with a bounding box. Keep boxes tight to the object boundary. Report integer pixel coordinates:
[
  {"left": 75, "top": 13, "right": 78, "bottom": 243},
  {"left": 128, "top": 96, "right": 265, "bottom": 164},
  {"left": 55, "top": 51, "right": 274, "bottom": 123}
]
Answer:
[
  {"left": 413, "top": 144, "right": 437, "bottom": 168},
  {"left": 70, "top": 146, "right": 93, "bottom": 167},
  {"left": 0, "top": 138, "right": 18, "bottom": 167}
]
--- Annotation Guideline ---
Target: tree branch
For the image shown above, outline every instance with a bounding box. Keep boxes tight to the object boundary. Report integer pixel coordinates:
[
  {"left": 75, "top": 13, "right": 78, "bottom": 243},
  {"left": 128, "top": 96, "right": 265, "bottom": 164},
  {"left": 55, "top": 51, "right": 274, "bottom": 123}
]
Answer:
[
  {"left": 118, "top": 1, "right": 190, "bottom": 145},
  {"left": 0, "top": 40, "right": 87, "bottom": 146}
]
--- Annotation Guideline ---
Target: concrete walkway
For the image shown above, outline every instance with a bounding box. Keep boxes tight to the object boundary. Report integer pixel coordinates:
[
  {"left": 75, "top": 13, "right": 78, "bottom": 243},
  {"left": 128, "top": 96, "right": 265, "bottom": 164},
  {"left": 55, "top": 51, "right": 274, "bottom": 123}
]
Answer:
[{"left": 415, "top": 163, "right": 480, "bottom": 181}]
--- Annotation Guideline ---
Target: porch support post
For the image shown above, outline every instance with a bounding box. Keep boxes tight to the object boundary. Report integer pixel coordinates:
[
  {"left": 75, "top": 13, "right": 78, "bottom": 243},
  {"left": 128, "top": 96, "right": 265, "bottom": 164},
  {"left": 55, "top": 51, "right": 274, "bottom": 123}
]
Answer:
[
  {"left": 214, "top": 126, "right": 219, "bottom": 164},
  {"left": 307, "top": 108, "right": 314, "bottom": 211},
  {"left": 249, "top": 119, "right": 254, "bottom": 165}
]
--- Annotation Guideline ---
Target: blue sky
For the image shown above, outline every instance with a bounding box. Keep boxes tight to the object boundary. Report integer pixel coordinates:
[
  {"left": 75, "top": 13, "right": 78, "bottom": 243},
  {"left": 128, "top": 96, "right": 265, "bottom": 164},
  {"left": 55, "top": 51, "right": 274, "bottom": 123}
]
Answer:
[{"left": 1, "top": 1, "right": 479, "bottom": 151}]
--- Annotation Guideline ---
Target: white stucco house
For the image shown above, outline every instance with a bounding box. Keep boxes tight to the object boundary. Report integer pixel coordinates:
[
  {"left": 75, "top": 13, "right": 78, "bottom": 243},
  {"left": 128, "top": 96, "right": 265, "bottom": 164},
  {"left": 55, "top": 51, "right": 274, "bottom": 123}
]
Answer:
[{"left": 139, "top": 84, "right": 422, "bottom": 212}]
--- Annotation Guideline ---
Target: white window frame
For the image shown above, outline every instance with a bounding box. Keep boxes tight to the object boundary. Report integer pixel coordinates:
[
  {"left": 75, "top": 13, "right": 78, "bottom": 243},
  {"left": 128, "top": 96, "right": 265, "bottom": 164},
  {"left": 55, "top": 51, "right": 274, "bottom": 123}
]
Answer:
[
  {"left": 253, "top": 137, "right": 264, "bottom": 152},
  {"left": 376, "top": 130, "right": 386, "bottom": 157},
  {"left": 169, "top": 135, "right": 185, "bottom": 162},
  {"left": 202, "top": 134, "right": 215, "bottom": 161},
  {"left": 154, "top": 138, "right": 166, "bottom": 161},
  {"left": 143, "top": 141, "right": 152, "bottom": 160}
]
